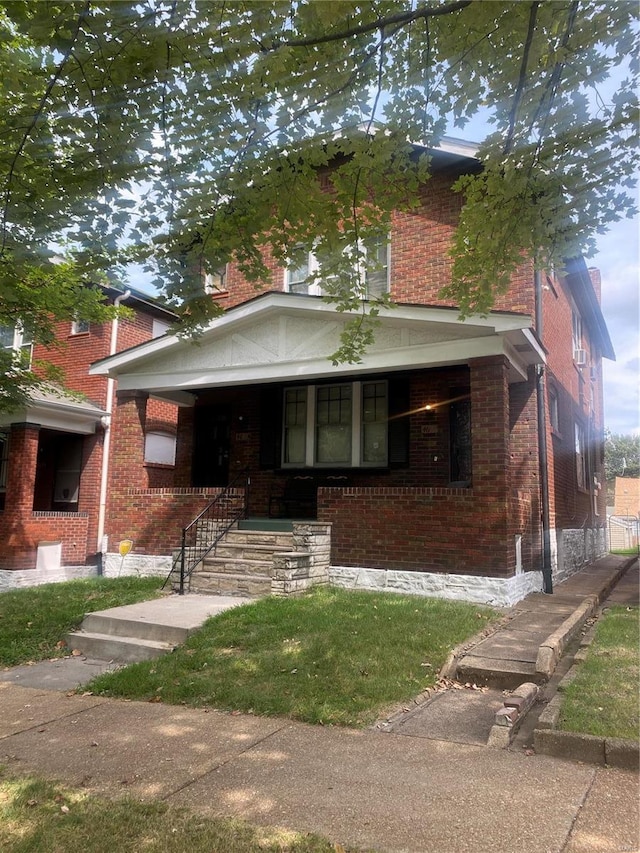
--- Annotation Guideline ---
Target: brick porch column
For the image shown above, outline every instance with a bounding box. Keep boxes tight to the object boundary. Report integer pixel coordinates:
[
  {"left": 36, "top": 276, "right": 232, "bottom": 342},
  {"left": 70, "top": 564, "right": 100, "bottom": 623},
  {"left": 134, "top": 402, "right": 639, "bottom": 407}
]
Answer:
[
  {"left": 469, "top": 356, "right": 511, "bottom": 496},
  {"left": 110, "top": 390, "right": 149, "bottom": 492},
  {"left": 6, "top": 422, "right": 40, "bottom": 515}
]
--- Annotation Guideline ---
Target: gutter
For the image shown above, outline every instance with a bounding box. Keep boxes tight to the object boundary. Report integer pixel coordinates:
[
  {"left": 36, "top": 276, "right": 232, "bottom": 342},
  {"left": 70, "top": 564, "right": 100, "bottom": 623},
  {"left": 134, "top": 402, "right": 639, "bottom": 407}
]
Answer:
[
  {"left": 534, "top": 269, "right": 553, "bottom": 594},
  {"left": 96, "top": 289, "right": 131, "bottom": 568}
]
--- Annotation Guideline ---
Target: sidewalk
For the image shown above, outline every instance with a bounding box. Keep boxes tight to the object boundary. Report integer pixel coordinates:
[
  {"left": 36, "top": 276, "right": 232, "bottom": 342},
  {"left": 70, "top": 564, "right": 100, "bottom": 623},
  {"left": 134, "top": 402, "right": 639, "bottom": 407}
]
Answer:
[{"left": 0, "top": 557, "right": 638, "bottom": 852}]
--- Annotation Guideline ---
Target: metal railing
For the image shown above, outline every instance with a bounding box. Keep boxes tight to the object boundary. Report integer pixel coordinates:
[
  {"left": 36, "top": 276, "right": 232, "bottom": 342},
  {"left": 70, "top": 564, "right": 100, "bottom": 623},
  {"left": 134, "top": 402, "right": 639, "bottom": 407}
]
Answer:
[{"left": 166, "top": 471, "right": 250, "bottom": 595}]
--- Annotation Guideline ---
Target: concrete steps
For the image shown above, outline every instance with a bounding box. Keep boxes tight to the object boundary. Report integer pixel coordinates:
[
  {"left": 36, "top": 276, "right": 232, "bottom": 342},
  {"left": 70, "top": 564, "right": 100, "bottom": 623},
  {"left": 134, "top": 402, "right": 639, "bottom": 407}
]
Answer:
[
  {"left": 66, "top": 595, "right": 250, "bottom": 664},
  {"left": 66, "top": 609, "right": 186, "bottom": 663}
]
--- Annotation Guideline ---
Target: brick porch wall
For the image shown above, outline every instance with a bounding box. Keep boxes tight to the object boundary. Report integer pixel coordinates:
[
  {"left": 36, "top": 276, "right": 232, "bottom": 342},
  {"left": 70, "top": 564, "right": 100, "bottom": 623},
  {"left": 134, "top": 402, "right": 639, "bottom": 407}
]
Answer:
[{"left": 0, "top": 512, "right": 90, "bottom": 570}]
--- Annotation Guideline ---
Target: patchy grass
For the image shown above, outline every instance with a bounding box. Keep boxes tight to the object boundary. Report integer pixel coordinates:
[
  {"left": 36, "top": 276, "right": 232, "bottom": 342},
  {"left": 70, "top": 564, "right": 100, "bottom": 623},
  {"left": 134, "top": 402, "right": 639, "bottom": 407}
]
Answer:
[
  {"left": 558, "top": 605, "right": 639, "bottom": 740},
  {"left": 0, "top": 771, "right": 359, "bottom": 853},
  {"left": 87, "top": 587, "right": 497, "bottom": 727},
  {"left": 0, "top": 577, "right": 164, "bottom": 667}
]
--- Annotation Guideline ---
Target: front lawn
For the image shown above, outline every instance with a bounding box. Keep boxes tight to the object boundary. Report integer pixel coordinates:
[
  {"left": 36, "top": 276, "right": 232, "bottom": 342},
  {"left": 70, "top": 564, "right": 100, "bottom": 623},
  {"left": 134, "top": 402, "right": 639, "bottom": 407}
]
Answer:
[
  {"left": 0, "top": 577, "right": 164, "bottom": 667},
  {"left": 558, "top": 604, "right": 639, "bottom": 740},
  {"left": 87, "top": 587, "right": 498, "bottom": 727},
  {"left": 0, "top": 771, "right": 358, "bottom": 853}
]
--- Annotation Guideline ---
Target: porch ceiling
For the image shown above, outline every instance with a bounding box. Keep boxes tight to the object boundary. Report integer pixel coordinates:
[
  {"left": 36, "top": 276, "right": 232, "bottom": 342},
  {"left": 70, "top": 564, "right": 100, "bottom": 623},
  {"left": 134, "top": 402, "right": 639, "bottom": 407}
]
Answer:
[{"left": 90, "top": 293, "right": 545, "bottom": 404}]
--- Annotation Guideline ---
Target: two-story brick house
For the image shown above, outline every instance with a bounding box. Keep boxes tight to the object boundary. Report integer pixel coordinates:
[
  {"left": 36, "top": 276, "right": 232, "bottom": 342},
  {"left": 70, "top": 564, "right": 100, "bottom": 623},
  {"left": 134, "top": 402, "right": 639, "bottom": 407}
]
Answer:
[
  {"left": 0, "top": 286, "right": 177, "bottom": 588},
  {"left": 86, "top": 138, "right": 613, "bottom": 606}
]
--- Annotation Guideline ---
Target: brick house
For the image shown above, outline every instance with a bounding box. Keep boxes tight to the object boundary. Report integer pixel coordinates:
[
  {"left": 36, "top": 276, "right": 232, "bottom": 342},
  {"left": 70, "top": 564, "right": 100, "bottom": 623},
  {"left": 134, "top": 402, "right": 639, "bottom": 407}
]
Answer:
[
  {"left": 88, "top": 138, "right": 614, "bottom": 606},
  {"left": 0, "top": 286, "right": 177, "bottom": 588}
]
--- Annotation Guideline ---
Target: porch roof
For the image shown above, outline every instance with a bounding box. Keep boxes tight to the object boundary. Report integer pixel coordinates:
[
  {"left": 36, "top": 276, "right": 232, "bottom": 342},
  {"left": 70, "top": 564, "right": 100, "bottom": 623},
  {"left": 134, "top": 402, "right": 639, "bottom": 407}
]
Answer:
[
  {"left": 0, "top": 385, "right": 107, "bottom": 435},
  {"left": 90, "top": 293, "right": 545, "bottom": 405}
]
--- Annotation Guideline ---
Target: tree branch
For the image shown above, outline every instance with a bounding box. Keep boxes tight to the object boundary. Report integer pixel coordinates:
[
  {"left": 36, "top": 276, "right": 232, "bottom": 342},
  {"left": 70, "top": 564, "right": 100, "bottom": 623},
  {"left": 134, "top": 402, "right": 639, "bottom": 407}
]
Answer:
[
  {"left": 269, "top": 1, "right": 473, "bottom": 50},
  {"left": 503, "top": 1, "right": 539, "bottom": 155}
]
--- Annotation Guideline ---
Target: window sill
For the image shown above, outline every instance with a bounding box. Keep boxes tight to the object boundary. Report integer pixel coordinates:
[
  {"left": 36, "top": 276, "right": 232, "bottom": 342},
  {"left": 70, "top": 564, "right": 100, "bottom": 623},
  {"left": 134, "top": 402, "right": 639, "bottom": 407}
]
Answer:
[{"left": 144, "top": 462, "right": 175, "bottom": 470}]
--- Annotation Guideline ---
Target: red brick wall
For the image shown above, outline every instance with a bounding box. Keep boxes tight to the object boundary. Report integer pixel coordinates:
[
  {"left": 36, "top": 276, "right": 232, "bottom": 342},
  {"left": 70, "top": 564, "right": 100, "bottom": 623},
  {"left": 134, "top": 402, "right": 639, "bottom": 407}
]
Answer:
[{"left": 219, "top": 174, "right": 535, "bottom": 317}]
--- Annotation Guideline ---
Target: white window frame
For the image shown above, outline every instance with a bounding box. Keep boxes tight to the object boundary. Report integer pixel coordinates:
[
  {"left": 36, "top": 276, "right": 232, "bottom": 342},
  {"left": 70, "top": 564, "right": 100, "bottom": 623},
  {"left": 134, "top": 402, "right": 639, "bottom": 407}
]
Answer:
[
  {"left": 0, "top": 323, "right": 33, "bottom": 368},
  {"left": 284, "top": 238, "right": 389, "bottom": 300},
  {"left": 282, "top": 380, "right": 388, "bottom": 468},
  {"left": 70, "top": 318, "right": 90, "bottom": 335}
]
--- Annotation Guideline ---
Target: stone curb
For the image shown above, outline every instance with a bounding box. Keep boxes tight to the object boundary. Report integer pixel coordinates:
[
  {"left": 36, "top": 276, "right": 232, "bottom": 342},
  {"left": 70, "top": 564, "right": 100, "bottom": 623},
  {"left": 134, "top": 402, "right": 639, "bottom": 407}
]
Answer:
[
  {"left": 535, "top": 558, "right": 634, "bottom": 680},
  {"left": 533, "top": 572, "right": 639, "bottom": 770}
]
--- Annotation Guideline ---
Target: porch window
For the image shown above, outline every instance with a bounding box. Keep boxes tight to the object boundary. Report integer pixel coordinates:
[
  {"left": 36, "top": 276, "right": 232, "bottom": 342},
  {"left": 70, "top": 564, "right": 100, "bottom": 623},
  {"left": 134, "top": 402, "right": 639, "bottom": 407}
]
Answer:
[
  {"left": 283, "top": 381, "right": 387, "bottom": 468},
  {"left": 144, "top": 431, "right": 176, "bottom": 466}
]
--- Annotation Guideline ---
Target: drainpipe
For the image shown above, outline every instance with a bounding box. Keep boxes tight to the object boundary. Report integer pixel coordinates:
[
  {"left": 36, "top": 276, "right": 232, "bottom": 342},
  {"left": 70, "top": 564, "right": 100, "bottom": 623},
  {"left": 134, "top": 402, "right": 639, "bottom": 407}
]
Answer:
[
  {"left": 96, "top": 289, "right": 131, "bottom": 571},
  {"left": 534, "top": 268, "right": 553, "bottom": 593}
]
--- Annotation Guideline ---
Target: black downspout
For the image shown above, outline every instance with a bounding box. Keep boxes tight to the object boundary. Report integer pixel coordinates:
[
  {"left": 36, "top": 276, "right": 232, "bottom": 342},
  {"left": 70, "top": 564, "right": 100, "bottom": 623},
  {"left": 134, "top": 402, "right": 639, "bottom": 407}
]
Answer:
[{"left": 535, "top": 268, "right": 553, "bottom": 593}]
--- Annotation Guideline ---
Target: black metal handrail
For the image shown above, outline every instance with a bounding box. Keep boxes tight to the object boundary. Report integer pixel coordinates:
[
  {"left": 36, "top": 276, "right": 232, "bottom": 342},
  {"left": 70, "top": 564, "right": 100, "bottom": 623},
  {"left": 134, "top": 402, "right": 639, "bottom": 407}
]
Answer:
[{"left": 165, "top": 471, "right": 250, "bottom": 595}]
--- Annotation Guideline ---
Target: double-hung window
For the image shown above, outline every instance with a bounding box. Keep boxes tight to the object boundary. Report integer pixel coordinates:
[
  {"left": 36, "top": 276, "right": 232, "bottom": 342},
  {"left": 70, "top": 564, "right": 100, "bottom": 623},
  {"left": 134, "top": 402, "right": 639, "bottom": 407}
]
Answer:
[
  {"left": 0, "top": 323, "right": 33, "bottom": 369},
  {"left": 575, "top": 421, "right": 587, "bottom": 490},
  {"left": 283, "top": 381, "right": 388, "bottom": 467},
  {"left": 285, "top": 238, "right": 389, "bottom": 299}
]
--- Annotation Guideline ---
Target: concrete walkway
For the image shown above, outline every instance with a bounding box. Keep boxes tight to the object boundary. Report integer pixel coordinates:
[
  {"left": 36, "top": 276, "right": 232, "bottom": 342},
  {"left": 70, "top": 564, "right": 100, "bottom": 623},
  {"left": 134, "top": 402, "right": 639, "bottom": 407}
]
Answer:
[{"left": 0, "top": 557, "right": 637, "bottom": 851}]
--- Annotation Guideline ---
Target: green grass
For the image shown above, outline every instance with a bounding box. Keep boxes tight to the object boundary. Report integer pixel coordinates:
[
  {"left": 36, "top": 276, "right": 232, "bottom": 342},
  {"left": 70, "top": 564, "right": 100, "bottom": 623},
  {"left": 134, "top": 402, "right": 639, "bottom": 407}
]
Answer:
[
  {"left": 558, "top": 605, "right": 639, "bottom": 740},
  {"left": 0, "top": 771, "right": 360, "bottom": 853},
  {"left": 86, "top": 587, "right": 497, "bottom": 727},
  {"left": 0, "top": 577, "right": 164, "bottom": 667}
]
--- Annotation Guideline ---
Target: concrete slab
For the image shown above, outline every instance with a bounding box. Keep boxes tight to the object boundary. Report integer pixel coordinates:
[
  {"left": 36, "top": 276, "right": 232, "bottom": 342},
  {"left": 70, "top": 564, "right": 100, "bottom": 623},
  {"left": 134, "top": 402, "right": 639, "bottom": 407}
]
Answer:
[
  {"left": 88, "top": 593, "right": 255, "bottom": 633},
  {"left": 167, "top": 722, "right": 596, "bottom": 853},
  {"left": 0, "top": 697, "right": 286, "bottom": 799},
  {"left": 0, "top": 683, "right": 106, "bottom": 738},
  {"left": 0, "top": 656, "right": 120, "bottom": 692},
  {"left": 564, "top": 767, "right": 640, "bottom": 853},
  {"left": 468, "top": 629, "right": 542, "bottom": 663},
  {"left": 388, "top": 687, "right": 505, "bottom": 745}
]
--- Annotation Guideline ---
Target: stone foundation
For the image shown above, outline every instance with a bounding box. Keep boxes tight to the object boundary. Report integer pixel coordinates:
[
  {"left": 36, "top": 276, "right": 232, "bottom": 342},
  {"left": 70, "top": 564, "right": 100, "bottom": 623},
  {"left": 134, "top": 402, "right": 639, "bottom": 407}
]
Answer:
[{"left": 0, "top": 564, "right": 98, "bottom": 591}]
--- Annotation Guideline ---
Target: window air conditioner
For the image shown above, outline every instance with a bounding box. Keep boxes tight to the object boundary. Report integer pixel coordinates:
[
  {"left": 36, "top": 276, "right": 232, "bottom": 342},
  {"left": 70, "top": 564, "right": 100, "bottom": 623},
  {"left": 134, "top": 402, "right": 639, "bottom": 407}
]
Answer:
[{"left": 573, "top": 349, "right": 587, "bottom": 366}]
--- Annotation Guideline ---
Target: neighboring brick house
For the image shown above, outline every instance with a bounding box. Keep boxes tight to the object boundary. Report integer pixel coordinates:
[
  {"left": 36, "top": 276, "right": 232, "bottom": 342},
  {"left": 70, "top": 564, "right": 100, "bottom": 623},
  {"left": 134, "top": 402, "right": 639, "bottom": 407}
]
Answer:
[
  {"left": 0, "top": 286, "right": 177, "bottom": 587},
  {"left": 90, "top": 138, "right": 613, "bottom": 604}
]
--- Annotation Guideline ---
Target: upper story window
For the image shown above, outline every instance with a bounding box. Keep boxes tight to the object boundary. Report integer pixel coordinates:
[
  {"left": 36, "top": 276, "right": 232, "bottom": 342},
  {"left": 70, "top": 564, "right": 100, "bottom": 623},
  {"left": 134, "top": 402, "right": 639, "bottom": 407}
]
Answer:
[
  {"left": 152, "top": 318, "right": 171, "bottom": 338},
  {"left": 0, "top": 323, "right": 33, "bottom": 369},
  {"left": 548, "top": 386, "right": 560, "bottom": 433},
  {"left": 283, "top": 380, "right": 388, "bottom": 468},
  {"left": 70, "top": 318, "right": 90, "bottom": 335},
  {"left": 203, "top": 265, "right": 228, "bottom": 295},
  {"left": 285, "top": 238, "right": 389, "bottom": 300}
]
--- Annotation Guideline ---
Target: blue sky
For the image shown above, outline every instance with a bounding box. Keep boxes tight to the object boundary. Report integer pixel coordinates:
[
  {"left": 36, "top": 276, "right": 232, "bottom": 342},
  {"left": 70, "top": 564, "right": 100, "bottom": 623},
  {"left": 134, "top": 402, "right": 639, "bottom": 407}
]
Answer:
[{"left": 593, "top": 212, "right": 640, "bottom": 436}]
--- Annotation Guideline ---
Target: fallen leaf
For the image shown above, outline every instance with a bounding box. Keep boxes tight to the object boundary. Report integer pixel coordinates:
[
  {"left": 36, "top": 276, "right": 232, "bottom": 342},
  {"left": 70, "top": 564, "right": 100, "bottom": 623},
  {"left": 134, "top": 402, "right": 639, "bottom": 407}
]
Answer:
[
  {"left": 71, "top": 649, "right": 83, "bottom": 657},
  {"left": 60, "top": 805, "right": 69, "bottom": 814},
  {"left": 27, "top": 799, "right": 38, "bottom": 807}
]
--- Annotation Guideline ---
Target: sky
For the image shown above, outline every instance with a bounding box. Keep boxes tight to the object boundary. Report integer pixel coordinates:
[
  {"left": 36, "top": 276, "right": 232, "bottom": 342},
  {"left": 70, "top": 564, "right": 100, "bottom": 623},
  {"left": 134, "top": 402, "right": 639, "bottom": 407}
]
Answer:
[{"left": 591, "top": 213, "right": 640, "bottom": 436}]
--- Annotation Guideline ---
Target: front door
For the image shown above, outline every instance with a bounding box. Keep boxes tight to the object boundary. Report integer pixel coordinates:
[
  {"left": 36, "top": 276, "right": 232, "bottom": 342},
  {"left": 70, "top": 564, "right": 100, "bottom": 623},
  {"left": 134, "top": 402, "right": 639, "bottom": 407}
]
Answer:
[{"left": 192, "top": 405, "right": 231, "bottom": 486}]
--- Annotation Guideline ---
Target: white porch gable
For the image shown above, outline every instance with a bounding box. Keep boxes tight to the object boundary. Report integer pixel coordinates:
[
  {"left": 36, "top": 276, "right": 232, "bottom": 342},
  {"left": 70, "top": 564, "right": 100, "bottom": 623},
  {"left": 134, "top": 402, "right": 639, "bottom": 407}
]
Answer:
[{"left": 90, "top": 293, "right": 545, "bottom": 404}]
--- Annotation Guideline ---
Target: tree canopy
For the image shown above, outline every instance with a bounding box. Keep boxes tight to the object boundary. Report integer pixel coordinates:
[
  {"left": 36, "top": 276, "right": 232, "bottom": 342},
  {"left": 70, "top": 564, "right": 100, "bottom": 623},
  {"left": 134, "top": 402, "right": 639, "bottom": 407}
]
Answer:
[{"left": 0, "top": 0, "right": 638, "bottom": 406}]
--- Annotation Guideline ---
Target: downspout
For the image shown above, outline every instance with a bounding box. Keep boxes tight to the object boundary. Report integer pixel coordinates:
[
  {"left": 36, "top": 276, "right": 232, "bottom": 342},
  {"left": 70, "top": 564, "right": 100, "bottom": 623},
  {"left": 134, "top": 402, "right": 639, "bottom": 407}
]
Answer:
[
  {"left": 96, "top": 289, "right": 131, "bottom": 571},
  {"left": 534, "top": 268, "right": 553, "bottom": 593}
]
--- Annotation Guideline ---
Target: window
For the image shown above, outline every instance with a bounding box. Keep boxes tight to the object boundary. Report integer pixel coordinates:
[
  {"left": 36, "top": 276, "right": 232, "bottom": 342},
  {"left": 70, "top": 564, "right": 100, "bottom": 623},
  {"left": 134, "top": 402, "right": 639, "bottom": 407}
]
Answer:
[
  {"left": 0, "top": 323, "right": 33, "bottom": 369},
  {"left": 548, "top": 387, "right": 560, "bottom": 433},
  {"left": 285, "top": 238, "right": 389, "bottom": 300},
  {"left": 152, "top": 318, "right": 171, "bottom": 338},
  {"left": 70, "top": 318, "right": 90, "bottom": 335},
  {"left": 572, "top": 308, "right": 583, "bottom": 354},
  {"left": 203, "top": 265, "right": 228, "bottom": 294},
  {"left": 0, "top": 431, "right": 8, "bottom": 510},
  {"left": 144, "top": 431, "right": 176, "bottom": 466},
  {"left": 282, "top": 381, "right": 388, "bottom": 467},
  {"left": 575, "top": 421, "right": 587, "bottom": 490}
]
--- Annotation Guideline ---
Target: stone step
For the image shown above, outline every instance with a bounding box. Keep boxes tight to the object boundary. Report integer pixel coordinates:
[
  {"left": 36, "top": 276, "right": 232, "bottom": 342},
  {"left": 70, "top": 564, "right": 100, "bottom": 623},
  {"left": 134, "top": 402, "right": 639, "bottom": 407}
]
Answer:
[
  {"left": 211, "top": 542, "right": 291, "bottom": 561},
  {"left": 191, "top": 571, "right": 272, "bottom": 597},
  {"left": 201, "top": 556, "right": 274, "bottom": 575},
  {"left": 80, "top": 612, "right": 190, "bottom": 646},
  {"left": 65, "top": 630, "right": 176, "bottom": 663},
  {"left": 223, "top": 530, "right": 294, "bottom": 548}
]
